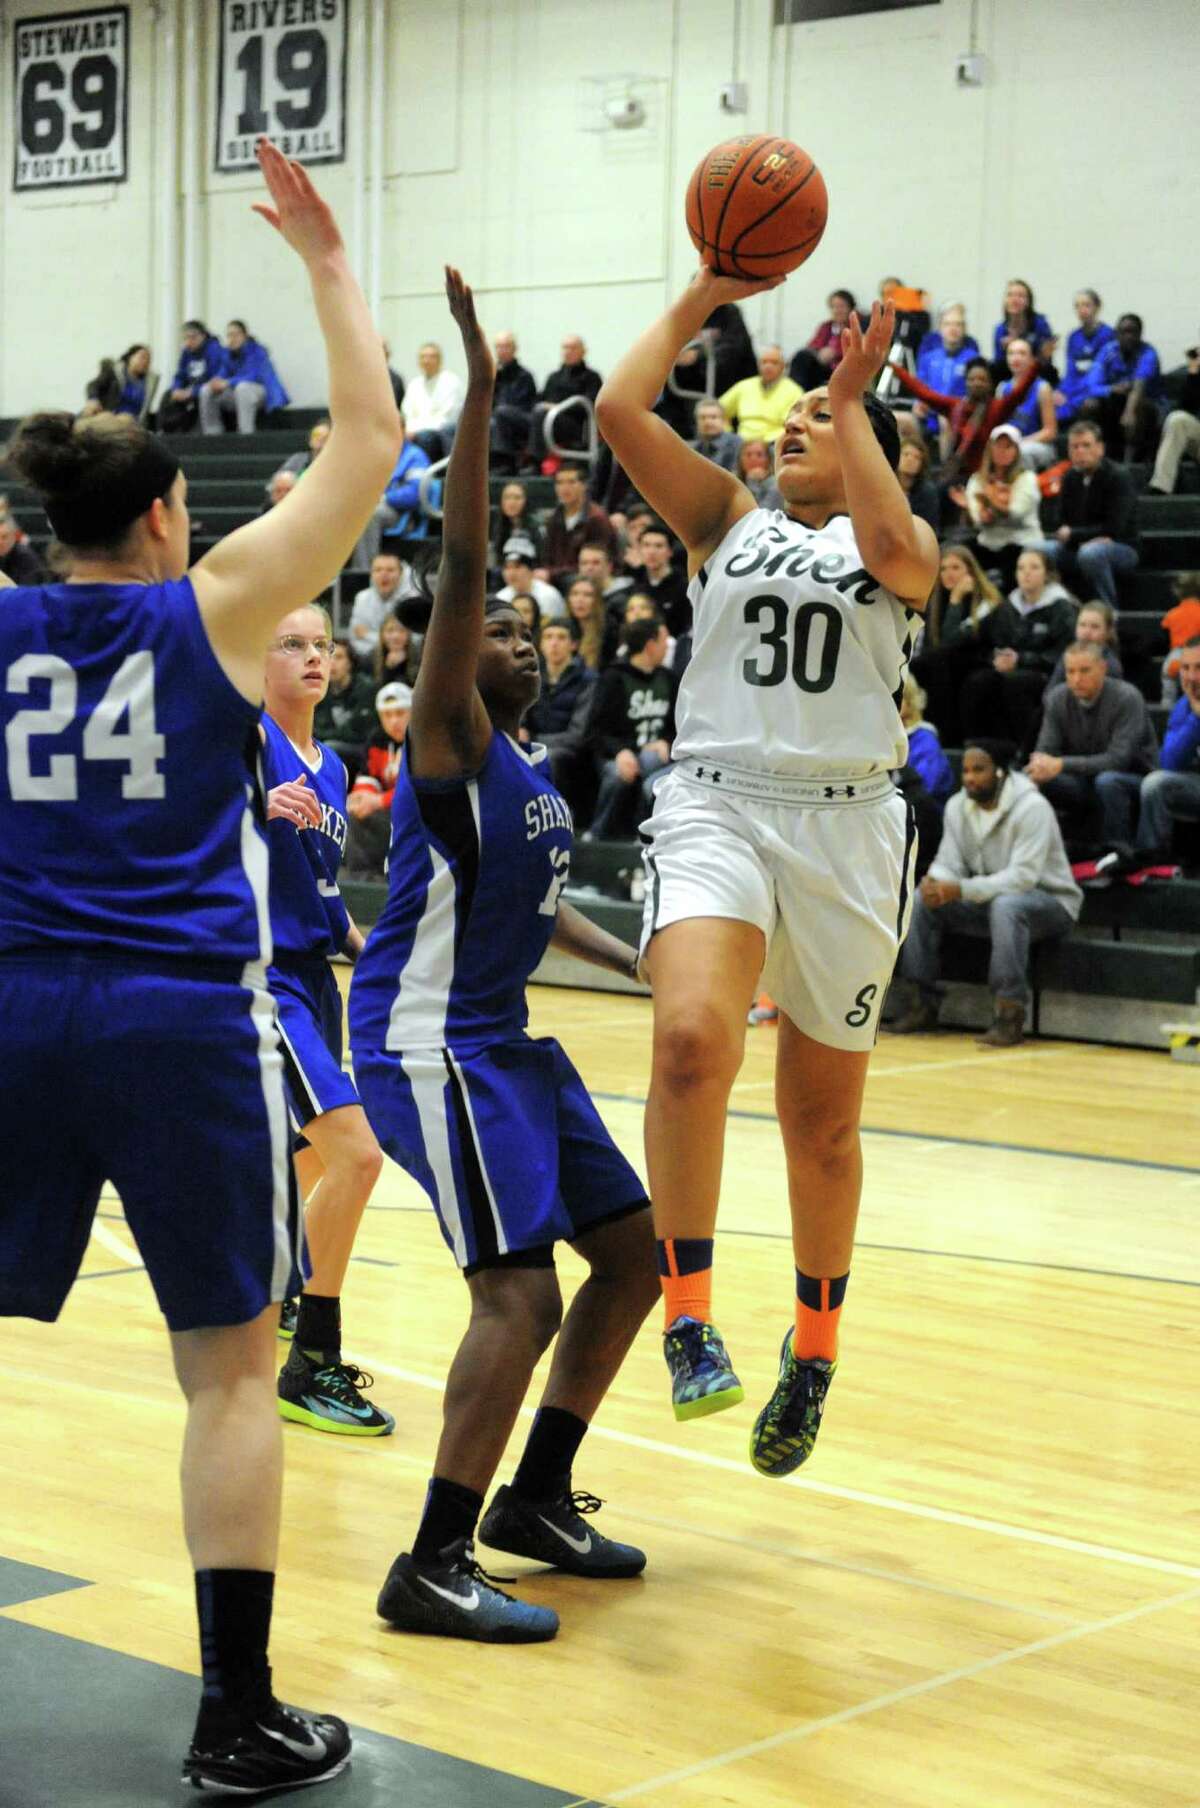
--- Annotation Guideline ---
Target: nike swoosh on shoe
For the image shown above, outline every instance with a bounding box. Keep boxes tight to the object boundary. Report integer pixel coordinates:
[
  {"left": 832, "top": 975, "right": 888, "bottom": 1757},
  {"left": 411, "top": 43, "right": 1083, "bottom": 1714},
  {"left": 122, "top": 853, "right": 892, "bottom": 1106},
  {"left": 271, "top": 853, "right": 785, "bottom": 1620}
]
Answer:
[
  {"left": 301, "top": 1394, "right": 376, "bottom": 1421},
  {"left": 419, "top": 1574, "right": 480, "bottom": 1611},
  {"left": 258, "top": 1724, "right": 328, "bottom": 1762},
  {"left": 537, "top": 1515, "right": 592, "bottom": 1555}
]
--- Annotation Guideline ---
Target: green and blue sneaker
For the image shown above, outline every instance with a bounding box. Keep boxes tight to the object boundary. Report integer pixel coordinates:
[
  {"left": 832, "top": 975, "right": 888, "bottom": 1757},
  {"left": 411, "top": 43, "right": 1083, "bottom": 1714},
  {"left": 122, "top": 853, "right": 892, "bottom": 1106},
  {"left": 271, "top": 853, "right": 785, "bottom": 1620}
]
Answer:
[
  {"left": 663, "top": 1315, "right": 744, "bottom": 1422},
  {"left": 749, "top": 1328, "right": 837, "bottom": 1477},
  {"left": 277, "top": 1296, "right": 298, "bottom": 1342},
  {"left": 277, "top": 1344, "right": 395, "bottom": 1437}
]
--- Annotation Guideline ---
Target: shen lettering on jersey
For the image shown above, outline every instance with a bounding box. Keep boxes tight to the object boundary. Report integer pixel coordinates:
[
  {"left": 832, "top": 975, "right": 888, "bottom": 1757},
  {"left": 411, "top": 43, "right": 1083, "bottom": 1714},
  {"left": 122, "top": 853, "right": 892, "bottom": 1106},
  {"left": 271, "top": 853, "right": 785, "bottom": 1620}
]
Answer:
[
  {"left": 724, "top": 517, "right": 883, "bottom": 604},
  {"left": 524, "top": 789, "right": 574, "bottom": 841}
]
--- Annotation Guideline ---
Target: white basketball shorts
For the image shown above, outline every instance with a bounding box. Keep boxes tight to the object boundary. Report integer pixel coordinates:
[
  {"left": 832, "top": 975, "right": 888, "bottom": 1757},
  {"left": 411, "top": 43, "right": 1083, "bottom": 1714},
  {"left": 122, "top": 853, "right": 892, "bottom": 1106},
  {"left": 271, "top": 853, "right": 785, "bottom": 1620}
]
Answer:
[{"left": 639, "top": 763, "right": 918, "bottom": 1052}]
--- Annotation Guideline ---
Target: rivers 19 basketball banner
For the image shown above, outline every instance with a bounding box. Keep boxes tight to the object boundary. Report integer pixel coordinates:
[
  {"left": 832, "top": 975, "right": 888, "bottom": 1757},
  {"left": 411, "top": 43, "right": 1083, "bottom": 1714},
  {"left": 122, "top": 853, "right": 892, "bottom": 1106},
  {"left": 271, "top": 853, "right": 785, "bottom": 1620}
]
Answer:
[
  {"left": 12, "top": 7, "right": 129, "bottom": 191},
  {"left": 214, "top": 0, "right": 348, "bottom": 173}
]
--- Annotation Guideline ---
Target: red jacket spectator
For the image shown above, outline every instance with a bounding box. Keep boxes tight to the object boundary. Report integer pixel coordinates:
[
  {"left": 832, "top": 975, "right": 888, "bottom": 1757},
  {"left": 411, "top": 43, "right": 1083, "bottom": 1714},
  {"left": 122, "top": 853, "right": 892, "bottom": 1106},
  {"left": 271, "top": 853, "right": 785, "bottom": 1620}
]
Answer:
[{"left": 891, "top": 355, "right": 1040, "bottom": 477}]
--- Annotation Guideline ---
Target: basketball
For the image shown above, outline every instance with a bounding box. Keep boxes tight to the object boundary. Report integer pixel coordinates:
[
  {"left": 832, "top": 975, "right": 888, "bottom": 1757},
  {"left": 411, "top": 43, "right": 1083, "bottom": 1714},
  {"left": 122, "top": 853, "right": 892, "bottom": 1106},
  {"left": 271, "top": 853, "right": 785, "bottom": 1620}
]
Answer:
[{"left": 685, "top": 134, "right": 828, "bottom": 281}]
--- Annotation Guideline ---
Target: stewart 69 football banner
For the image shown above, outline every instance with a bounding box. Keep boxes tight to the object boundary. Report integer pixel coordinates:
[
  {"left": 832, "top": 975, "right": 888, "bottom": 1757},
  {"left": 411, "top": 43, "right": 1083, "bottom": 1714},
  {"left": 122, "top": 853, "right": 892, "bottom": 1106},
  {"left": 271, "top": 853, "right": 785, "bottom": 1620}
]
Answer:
[
  {"left": 214, "top": 0, "right": 348, "bottom": 174},
  {"left": 12, "top": 7, "right": 129, "bottom": 191}
]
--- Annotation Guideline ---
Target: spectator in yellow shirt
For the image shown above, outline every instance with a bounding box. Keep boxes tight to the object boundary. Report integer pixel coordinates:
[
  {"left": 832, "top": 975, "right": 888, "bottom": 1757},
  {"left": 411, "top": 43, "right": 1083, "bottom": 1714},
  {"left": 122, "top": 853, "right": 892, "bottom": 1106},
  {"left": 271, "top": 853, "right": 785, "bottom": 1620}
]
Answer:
[{"left": 719, "top": 344, "right": 804, "bottom": 444}]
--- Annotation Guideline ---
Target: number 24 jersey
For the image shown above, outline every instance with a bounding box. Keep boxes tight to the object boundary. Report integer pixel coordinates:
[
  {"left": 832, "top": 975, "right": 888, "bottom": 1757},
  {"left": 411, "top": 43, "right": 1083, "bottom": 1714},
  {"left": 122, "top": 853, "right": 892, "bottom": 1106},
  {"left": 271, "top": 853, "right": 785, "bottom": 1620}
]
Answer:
[{"left": 672, "top": 509, "right": 917, "bottom": 778}]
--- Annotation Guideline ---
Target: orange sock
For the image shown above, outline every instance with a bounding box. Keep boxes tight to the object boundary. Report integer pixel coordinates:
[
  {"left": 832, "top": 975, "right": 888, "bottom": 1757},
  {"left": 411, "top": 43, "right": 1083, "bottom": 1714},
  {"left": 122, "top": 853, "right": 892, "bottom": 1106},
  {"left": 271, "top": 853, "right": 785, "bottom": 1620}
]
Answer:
[
  {"left": 657, "top": 1237, "right": 713, "bottom": 1329},
  {"left": 793, "top": 1270, "right": 847, "bottom": 1362}
]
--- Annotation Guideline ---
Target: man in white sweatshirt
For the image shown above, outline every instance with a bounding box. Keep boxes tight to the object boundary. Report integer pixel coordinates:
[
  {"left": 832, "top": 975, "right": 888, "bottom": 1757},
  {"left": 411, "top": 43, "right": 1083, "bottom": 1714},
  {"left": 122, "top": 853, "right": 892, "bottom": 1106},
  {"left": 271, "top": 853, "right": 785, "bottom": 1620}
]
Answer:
[{"left": 892, "top": 739, "right": 1082, "bottom": 1046}]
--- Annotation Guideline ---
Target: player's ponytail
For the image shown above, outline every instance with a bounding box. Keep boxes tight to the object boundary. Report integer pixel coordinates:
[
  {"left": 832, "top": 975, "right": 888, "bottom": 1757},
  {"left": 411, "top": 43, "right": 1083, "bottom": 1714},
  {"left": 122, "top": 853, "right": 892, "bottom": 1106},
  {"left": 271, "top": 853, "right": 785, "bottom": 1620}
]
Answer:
[{"left": 4, "top": 411, "right": 179, "bottom": 554}]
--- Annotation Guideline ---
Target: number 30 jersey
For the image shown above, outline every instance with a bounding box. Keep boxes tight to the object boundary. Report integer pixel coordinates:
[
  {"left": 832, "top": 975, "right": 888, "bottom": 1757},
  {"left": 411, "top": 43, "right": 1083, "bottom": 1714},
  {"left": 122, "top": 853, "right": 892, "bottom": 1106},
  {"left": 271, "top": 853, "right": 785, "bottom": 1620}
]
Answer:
[
  {"left": 349, "top": 730, "right": 573, "bottom": 1057},
  {"left": 673, "top": 510, "right": 916, "bottom": 778},
  {"left": 0, "top": 579, "right": 268, "bottom": 963}
]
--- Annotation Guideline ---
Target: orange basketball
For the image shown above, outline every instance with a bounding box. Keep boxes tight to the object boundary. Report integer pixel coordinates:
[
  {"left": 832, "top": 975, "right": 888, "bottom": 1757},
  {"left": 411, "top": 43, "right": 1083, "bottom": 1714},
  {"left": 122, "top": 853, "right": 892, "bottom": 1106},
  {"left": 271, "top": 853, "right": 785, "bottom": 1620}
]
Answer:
[{"left": 685, "top": 134, "right": 827, "bottom": 281}]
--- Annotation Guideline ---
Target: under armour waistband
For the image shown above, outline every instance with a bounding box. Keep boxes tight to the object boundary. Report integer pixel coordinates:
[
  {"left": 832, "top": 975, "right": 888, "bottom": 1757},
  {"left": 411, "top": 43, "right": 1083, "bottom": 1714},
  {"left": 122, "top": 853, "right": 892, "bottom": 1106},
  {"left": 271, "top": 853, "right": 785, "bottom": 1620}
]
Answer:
[{"left": 673, "top": 760, "right": 897, "bottom": 806}]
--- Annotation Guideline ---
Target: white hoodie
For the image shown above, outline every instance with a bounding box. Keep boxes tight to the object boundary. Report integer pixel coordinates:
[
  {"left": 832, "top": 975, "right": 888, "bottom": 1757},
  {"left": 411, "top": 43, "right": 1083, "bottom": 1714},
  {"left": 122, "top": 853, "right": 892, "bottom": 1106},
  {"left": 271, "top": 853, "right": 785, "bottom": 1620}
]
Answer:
[{"left": 930, "top": 770, "right": 1083, "bottom": 920}]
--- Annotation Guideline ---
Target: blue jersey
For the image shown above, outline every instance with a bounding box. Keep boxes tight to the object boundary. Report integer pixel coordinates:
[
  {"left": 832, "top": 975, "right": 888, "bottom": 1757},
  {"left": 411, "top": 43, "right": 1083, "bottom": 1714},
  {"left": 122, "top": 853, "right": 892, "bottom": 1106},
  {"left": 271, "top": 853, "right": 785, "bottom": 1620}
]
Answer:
[
  {"left": 0, "top": 578, "right": 269, "bottom": 964},
  {"left": 998, "top": 377, "right": 1048, "bottom": 437},
  {"left": 261, "top": 713, "right": 350, "bottom": 959},
  {"left": 349, "top": 730, "right": 572, "bottom": 1054}
]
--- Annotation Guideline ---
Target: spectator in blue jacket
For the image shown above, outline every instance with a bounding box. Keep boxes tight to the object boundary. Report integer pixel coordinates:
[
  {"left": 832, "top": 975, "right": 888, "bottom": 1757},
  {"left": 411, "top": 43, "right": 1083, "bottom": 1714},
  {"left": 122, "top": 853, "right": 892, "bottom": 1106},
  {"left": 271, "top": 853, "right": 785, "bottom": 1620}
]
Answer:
[
  {"left": 82, "top": 344, "right": 157, "bottom": 424},
  {"left": 159, "top": 320, "right": 223, "bottom": 433},
  {"left": 998, "top": 339, "right": 1059, "bottom": 468},
  {"left": 198, "top": 319, "right": 290, "bottom": 434},
  {"left": 1054, "top": 290, "right": 1115, "bottom": 424},
  {"left": 914, "top": 304, "right": 979, "bottom": 430},
  {"left": 991, "top": 280, "right": 1054, "bottom": 373},
  {"left": 1081, "top": 313, "right": 1163, "bottom": 461},
  {"left": 1100, "top": 637, "right": 1200, "bottom": 870},
  {"left": 353, "top": 414, "right": 432, "bottom": 568},
  {"left": 901, "top": 675, "right": 954, "bottom": 804}
]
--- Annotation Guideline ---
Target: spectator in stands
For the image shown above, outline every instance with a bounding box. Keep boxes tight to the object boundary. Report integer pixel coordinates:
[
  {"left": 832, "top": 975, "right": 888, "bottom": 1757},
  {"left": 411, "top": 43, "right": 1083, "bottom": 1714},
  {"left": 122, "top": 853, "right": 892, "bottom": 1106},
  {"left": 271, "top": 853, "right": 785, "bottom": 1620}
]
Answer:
[
  {"left": 900, "top": 674, "right": 953, "bottom": 803},
  {"left": 382, "top": 340, "right": 405, "bottom": 412},
  {"left": 659, "top": 302, "right": 758, "bottom": 439},
  {"left": 912, "top": 545, "right": 1001, "bottom": 745},
  {"left": 998, "top": 340, "right": 1058, "bottom": 470},
  {"left": 692, "top": 398, "right": 741, "bottom": 471},
  {"left": 615, "top": 591, "right": 677, "bottom": 669},
  {"left": 635, "top": 520, "right": 690, "bottom": 635},
  {"left": 489, "top": 331, "right": 538, "bottom": 474},
  {"left": 965, "top": 424, "right": 1044, "bottom": 591},
  {"left": 403, "top": 340, "right": 463, "bottom": 461},
  {"left": 498, "top": 541, "right": 566, "bottom": 620},
  {"left": 897, "top": 437, "right": 940, "bottom": 532},
  {"left": 961, "top": 549, "right": 1076, "bottom": 746},
  {"left": 893, "top": 739, "right": 1081, "bottom": 1045},
  {"left": 1147, "top": 338, "right": 1200, "bottom": 496},
  {"left": 373, "top": 614, "right": 419, "bottom": 688},
  {"left": 264, "top": 470, "right": 297, "bottom": 509},
  {"left": 542, "top": 463, "right": 618, "bottom": 581},
  {"left": 0, "top": 510, "right": 45, "bottom": 585},
  {"left": 1054, "top": 290, "right": 1115, "bottom": 424},
  {"left": 160, "top": 319, "right": 222, "bottom": 433},
  {"left": 524, "top": 618, "right": 596, "bottom": 814},
  {"left": 737, "top": 438, "right": 778, "bottom": 507},
  {"left": 1082, "top": 314, "right": 1162, "bottom": 462},
  {"left": 1035, "top": 420, "right": 1138, "bottom": 609},
  {"left": 511, "top": 594, "right": 542, "bottom": 642},
  {"left": 353, "top": 415, "right": 432, "bottom": 569},
  {"left": 577, "top": 543, "right": 633, "bottom": 615},
  {"left": 584, "top": 615, "right": 676, "bottom": 839},
  {"left": 991, "top": 280, "right": 1054, "bottom": 373},
  {"left": 348, "top": 550, "right": 416, "bottom": 667},
  {"left": 614, "top": 501, "right": 655, "bottom": 577},
  {"left": 82, "top": 344, "right": 156, "bottom": 423},
  {"left": 564, "top": 575, "right": 608, "bottom": 671},
  {"left": 198, "top": 319, "right": 289, "bottom": 435},
  {"left": 914, "top": 303, "right": 979, "bottom": 409},
  {"left": 312, "top": 639, "right": 377, "bottom": 782},
  {"left": 788, "top": 290, "right": 861, "bottom": 389},
  {"left": 344, "top": 682, "right": 412, "bottom": 875},
  {"left": 1160, "top": 575, "right": 1200, "bottom": 703},
  {"left": 527, "top": 334, "right": 603, "bottom": 465},
  {"left": 1103, "top": 637, "right": 1200, "bottom": 869},
  {"left": 892, "top": 353, "right": 1038, "bottom": 482},
  {"left": 720, "top": 343, "right": 803, "bottom": 446},
  {"left": 267, "top": 418, "right": 330, "bottom": 496},
  {"left": 1026, "top": 641, "right": 1159, "bottom": 853},
  {"left": 1046, "top": 601, "right": 1123, "bottom": 687},
  {"left": 489, "top": 479, "right": 542, "bottom": 566}
]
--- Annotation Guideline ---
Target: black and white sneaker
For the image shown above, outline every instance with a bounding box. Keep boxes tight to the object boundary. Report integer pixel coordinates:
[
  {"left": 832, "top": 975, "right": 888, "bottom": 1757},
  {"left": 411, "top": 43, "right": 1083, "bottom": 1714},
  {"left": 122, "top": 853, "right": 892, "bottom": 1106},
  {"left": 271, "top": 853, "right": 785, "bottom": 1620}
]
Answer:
[
  {"left": 182, "top": 1698, "right": 350, "bottom": 1794},
  {"left": 376, "top": 1537, "right": 558, "bottom": 1643},
  {"left": 479, "top": 1485, "right": 646, "bottom": 1578}
]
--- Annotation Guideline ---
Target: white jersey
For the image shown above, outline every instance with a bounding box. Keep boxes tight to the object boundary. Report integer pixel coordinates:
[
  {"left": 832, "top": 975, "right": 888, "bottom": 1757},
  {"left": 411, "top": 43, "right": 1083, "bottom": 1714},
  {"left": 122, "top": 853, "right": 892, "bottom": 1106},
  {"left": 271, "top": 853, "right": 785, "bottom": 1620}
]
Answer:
[{"left": 673, "top": 509, "right": 916, "bottom": 778}]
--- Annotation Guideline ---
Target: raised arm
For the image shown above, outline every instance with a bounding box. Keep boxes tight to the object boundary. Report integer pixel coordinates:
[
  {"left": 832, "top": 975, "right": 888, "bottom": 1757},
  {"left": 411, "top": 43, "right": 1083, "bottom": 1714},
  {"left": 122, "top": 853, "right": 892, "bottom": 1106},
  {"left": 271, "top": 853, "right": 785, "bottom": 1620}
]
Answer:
[
  {"left": 191, "top": 139, "right": 400, "bottom": 701},
  {"left": 596, "top": 268, "right": 778, "bottom": 571},
  {"left": 828, "top": 303, "right": 939, "bottom": 611},
  {"left": 407, "top": 268, "right": 496, "bottom": 778}
]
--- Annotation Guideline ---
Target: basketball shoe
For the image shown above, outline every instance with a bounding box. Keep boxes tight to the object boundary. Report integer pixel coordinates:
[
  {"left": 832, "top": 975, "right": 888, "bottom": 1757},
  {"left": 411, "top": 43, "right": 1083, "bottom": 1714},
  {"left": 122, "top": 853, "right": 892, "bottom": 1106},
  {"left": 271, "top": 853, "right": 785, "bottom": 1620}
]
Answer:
[
  {"left": 182, "top": 1698, "right": 350, "bottom": 1793},
  {"left": 749, "top": 1327, "right": 837, "bottom": 1477},
  {"left": 663, "top": 1316, "right": 744, "bottom": 1420},
  {"left": 277, "top": 1345, "right": 394, "bottom": 1437},
  {"left": 479, "top": 1485, "right": 646, "bottom": 1578},
  {"left": 377, "top": 1538, "right": 558, "bottom": 1643}
]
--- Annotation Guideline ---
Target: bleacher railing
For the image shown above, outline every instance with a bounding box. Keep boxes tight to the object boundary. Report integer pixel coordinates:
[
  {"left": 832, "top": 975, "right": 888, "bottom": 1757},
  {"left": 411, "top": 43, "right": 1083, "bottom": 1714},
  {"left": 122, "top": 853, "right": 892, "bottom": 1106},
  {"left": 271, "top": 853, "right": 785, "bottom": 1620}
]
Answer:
[
  {"left": 544, "top": 394, "right": 599, "bottom": 466},
  {"left": 418, "top": 454, "right": 451, "bottom": 522}
]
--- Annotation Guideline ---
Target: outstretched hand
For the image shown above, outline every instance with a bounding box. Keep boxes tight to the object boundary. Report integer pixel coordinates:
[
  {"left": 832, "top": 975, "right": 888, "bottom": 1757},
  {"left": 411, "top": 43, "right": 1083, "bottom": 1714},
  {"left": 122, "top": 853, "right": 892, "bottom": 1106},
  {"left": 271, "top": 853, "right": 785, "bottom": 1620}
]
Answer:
[
  {"left": 445, "top": 266, "right": 494, "bottom": 381},
  {"left": 691, "top": 263, "right": 787, "bottom": 308},
  {"left": 828, "top": 301, "right": 895, "bottom": 403},
  {"left": 251, "top": 137, "right": 344, "bottom": 264}
]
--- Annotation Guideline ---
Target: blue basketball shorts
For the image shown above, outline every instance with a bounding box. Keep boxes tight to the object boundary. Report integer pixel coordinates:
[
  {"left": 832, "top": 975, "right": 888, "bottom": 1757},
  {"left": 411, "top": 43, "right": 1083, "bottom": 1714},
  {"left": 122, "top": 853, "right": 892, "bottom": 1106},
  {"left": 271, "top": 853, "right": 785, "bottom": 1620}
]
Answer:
[
  {"left": 269, "top": 955, "right": 360, "bottom": 1141},
  {"left": 354, "top": 1034, "right": 648, "bottom": 1272},
  {"left": 0, "top": 954, "right": 303, "bottom": 1333}
]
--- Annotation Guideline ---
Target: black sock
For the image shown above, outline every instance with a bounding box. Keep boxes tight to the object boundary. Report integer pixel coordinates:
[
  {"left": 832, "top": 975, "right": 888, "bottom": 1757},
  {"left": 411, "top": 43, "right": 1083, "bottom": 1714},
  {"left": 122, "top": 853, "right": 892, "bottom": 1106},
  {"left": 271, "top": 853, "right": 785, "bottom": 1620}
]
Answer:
[
  {"left": 295, "top": 1293, "right": 341, "bottom": 1363},
  {"left": 511, "top": 1406, "right": 589, "bottom": 1502},
  {"left": 193, "top": 1569, "right": 274, "bottom": 1740},
  {"left": 412, "top": 1477, "right": 483, "bottom": 1565}
]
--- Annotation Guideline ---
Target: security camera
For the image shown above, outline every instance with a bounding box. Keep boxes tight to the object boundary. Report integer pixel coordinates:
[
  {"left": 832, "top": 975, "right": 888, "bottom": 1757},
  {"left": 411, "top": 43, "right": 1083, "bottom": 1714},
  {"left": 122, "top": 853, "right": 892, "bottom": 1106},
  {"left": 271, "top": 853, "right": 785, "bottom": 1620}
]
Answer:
[{"left": 604, "top": 94, "right": 645, "bottom": 130}]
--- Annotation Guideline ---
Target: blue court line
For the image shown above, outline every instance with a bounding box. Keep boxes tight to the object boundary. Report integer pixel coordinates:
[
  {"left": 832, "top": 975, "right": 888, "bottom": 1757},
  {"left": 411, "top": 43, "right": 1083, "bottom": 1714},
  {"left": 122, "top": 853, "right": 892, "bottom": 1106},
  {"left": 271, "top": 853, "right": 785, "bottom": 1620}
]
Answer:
[{"left": 591, "top": 1089, "right": 1198, "bottom": 1179}]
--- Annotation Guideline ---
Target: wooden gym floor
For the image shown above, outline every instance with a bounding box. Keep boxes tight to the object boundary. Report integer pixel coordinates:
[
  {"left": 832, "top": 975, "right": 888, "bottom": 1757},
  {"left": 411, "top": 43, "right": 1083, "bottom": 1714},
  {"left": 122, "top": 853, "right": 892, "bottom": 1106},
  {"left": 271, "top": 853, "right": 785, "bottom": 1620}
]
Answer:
[{"left": 2, "top": 982, "right": 1197, "bottom": 1806}]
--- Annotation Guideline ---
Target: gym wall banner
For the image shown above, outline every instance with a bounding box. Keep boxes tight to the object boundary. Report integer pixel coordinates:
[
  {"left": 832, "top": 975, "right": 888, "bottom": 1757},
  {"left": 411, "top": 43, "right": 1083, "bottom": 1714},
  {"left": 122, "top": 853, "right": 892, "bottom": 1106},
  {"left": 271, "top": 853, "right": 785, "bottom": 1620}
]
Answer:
[
  {"left": 12, "top": 7, "right": 129, "bottom": 192},
  {"left": 214, "top": 0, "right": 348, "bottom": 174}
]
